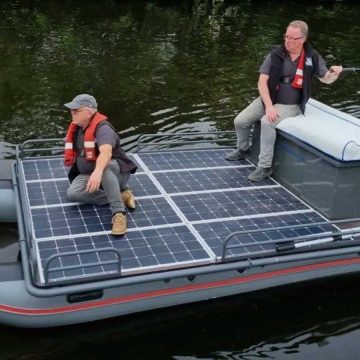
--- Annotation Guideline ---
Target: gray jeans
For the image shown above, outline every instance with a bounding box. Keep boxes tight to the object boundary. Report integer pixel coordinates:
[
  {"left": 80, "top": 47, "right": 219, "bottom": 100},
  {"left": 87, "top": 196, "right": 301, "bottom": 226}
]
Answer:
[
  {"left": 234, "top": 97, "right": 301, "bottom": 168},
  {"left": 67, "top": 159, "right": 130, "bottom": 215}
]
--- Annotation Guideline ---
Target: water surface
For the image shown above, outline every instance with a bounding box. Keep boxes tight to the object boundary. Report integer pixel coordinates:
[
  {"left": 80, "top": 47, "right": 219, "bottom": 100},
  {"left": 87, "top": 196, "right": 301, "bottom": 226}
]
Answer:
[{"left": 1, "top": 1, "right": 360, "bottom": 358}]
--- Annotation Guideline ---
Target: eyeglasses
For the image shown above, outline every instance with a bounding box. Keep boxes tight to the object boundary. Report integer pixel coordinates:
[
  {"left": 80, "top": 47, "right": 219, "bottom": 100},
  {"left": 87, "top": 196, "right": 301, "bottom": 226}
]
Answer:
[
  {"left": 70, "top": 108, "right": 87, "bottom": 114},
  {"left": 283, "top": 34, "right": 303, "bottom": 41}
]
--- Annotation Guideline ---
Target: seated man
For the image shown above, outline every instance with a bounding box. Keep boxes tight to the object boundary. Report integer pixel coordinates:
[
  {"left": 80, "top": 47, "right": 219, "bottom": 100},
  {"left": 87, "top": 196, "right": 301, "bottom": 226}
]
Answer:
[
  {"left": 226, "top": 20, "right": 342, "bottom": 181},
  {"left": 64, "top": 94, "right": 137, "bottom": 235}
]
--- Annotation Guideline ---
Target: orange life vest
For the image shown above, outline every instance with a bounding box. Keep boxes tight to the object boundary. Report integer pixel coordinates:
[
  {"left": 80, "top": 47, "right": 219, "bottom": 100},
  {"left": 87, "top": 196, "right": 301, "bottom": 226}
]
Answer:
[{"left": 64, "top": 112, "right": 108, "bottom": 166}]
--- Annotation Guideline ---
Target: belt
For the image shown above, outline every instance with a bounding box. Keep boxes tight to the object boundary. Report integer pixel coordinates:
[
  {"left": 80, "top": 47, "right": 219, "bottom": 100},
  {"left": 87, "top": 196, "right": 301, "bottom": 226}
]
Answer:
[{"left": 279, "top": 76, "right": 292, "bottom": 84}]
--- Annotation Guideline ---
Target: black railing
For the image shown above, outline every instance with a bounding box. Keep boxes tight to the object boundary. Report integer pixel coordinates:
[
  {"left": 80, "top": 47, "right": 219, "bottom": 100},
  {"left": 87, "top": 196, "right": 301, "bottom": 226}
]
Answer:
[
  {"left": 222, "top": 218, "right": 360, "bottom": 261},
  {"left": 43, "top": 247, "right": 122, "bottom": 286}
]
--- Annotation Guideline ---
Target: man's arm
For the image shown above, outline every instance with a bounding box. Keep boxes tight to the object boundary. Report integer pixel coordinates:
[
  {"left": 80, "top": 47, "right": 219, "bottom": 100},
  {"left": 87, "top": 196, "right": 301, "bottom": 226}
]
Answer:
[
  {"left": 258, "top": 74, "right": 279, "bottom": 122},
  {"left": 319, "top": 65, "right": 343, "bottom": 84},
  {"left": 86, "top": 144, "right": 112, "bottom": 193}
]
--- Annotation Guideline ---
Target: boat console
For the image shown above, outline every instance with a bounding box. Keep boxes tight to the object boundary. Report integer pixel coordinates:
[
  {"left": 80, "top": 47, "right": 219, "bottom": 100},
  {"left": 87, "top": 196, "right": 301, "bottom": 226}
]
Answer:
[{"left": 253, "top": 99, "right": 360, "bottom": 219}]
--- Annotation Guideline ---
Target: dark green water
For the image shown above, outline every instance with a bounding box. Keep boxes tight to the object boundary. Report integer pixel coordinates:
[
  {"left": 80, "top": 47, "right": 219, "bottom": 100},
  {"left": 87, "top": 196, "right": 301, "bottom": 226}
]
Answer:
[
  {"left": 1, "top": 0, "right": 360, "bottom": 150},
  {"left": 1, "top": 0, "right": 360, "bottom": 358}
]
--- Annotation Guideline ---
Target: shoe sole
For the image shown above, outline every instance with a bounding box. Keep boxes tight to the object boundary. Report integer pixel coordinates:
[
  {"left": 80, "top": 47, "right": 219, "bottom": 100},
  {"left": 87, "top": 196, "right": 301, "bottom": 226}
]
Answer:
[
  {"left": 225, "top": 156, "right": 244, "bottom": 161},
  {"left": 111, "top": 230, "right": 127, "bottom": 236},
  {"left": 126, "top": 201, "right": 136, "bottom": 210},
  {"left": 248, "top": 170, "right": 273, "bottom": 182}
]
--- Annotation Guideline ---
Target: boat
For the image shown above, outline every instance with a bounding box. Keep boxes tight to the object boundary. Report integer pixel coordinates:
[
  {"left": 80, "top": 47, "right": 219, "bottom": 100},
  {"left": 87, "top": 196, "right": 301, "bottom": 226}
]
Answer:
[{"left": 1, "top": 98, "right": 360, "bottom": 328}]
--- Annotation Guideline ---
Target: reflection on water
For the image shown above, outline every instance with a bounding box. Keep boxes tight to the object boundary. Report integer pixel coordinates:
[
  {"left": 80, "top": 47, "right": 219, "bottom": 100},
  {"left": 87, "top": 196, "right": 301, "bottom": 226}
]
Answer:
[{"left": 1, "top": 0, "right": 360, "bottom": 358}]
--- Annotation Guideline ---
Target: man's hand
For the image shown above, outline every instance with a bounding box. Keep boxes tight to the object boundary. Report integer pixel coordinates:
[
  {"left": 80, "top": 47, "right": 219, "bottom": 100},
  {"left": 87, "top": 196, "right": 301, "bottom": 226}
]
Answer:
[
  {"left": 320, "top": 65, "right": 343, "bottom": 84},
  {"left": 265, "top": 105, "right": 279, "bottom": 122},
  {"left": 330, "top": 65, "right": 343, "bottom": 76},
  {"left": 86, "top": 143, "right": 112, "bottom": 193},
  {"left": 258, "top": 74, "right": 278, "bottom": 122},
  {"left": 86, "top": 169, "right": 103, "bottom": 193}
]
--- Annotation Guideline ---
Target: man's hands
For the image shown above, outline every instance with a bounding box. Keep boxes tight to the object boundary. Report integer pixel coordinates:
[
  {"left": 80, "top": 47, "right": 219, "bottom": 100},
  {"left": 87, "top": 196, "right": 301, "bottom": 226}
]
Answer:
[
  {"left": 86, "top": 144, "right": 112, "bottom": 193},
  {"left": 265, "top": 105, "right": 279, "bottom": 122},
  {"left": 258, "top": 74, "right": 279, "bottom": 123},
  {"left": 320, "top": 65, "right": 343, "bottom": 84},
  {"left": 329, "top": 65, "right": 343, "bottom": 76},
  {"left": 86, "top": 169, "right": 103, "bottom": 193}
]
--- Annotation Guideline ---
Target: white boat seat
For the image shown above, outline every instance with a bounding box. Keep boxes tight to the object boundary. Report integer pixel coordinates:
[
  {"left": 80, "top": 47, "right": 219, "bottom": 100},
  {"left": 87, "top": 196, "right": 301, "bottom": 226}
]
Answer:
[{"left": 276, "top": 98, "right": 360, "bottom": 162}]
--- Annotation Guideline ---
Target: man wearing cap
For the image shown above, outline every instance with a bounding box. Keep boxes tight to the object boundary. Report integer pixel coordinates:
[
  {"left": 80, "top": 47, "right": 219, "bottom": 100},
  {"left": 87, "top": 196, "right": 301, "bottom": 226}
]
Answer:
[{"left": 64, "top": 94, "right": 137, "bottom": 235}]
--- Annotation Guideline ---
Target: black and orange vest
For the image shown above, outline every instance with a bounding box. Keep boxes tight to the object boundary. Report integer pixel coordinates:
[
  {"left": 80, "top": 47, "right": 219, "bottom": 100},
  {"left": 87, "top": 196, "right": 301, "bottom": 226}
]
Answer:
[
  {"left": 64, "top": 112, "right": 107, "bottom": 166},
  {"left": 267, "top": 43, "right": 320, "bottom": 114}
]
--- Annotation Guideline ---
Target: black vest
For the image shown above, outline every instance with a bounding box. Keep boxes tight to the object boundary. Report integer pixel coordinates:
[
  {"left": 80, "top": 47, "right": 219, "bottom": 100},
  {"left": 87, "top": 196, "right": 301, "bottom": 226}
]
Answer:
[{"left": 267, "top": 43, "right": 320, "bottom": 113}]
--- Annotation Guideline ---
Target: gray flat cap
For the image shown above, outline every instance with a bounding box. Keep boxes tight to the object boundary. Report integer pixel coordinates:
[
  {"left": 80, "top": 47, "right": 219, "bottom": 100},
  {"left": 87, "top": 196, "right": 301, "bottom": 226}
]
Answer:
[{"left": 64, "top": 94, "right": 98, "bottom": 109}]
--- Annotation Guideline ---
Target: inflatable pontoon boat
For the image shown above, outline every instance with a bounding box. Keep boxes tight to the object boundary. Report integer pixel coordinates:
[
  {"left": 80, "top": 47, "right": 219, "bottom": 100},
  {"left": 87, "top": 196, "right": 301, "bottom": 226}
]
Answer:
[{"left": 1, "top": 99, "right": 360, "bottom": 328}]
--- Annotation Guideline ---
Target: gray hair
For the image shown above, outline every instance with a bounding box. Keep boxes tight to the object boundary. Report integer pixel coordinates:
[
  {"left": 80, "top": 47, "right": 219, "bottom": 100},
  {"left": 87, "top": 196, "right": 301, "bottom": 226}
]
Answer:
[{"left": 288, "top": 20, "right": 308, "bottom": 38}]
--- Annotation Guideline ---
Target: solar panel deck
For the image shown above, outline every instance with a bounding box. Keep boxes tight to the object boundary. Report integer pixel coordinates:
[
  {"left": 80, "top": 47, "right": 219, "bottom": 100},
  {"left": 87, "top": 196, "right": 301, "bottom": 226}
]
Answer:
[{"left": 19, "top": 149, "right": 337, "bottom": 286}]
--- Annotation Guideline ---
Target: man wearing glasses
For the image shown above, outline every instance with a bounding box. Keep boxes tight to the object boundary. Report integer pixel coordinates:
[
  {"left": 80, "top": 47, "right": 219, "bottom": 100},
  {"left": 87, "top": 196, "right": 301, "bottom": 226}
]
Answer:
[
  {"left": 64, "top": 94, "right": 137, "bottom": 235},
  {"left": 226, "top": 20, "right": 342, "bottom": 181}
]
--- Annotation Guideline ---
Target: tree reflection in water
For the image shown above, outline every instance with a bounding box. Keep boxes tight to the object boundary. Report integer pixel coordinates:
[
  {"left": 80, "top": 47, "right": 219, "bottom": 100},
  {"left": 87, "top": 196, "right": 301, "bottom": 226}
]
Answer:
[{"left": 0, "top": 0, "right": 359, "bottom": 150}]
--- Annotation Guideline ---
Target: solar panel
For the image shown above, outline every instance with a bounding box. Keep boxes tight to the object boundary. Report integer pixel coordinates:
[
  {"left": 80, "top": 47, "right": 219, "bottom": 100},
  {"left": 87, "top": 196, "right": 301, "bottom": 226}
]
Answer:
[
  {"left": 36, "top": 225, "right": 212, "bottom": 284},
  {"left": 154, "top": 167, "right": 275, "bottom": 194},
  {"left": 31, "top": 197, "right": 183, "bottom": 239},
  {"left": 138, "top": 149, "right": 249, "bottom": 171},
  {"left": 24, "top": 174, "right": 160, "bottom": 210},
  {"left": 21, "top": 155, "right": 143, "bottom": 181},
  {"left": 128, "top": 174, "right": 161, "bottom": 197},
  {"left": 27, "top": 180, "right": 70, "bottom": 207},
  {"left": 193, "top": 211, "right": 337, "bottom": 258},
  {"left": 22, "top": 159, "right": 68, "bottom": 181},
  {"left": 171, "top": 187, "right": 309, "bottom": 222},
  {"left": 19, "top": 149, "right": 338, "bottom": 286}
]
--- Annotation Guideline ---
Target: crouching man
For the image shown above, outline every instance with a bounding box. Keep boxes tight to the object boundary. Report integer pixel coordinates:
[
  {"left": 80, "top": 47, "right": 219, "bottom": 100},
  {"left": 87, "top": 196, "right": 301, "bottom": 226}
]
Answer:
[{"left": 64, "top": 94, "right": 137, "bottom": 235}]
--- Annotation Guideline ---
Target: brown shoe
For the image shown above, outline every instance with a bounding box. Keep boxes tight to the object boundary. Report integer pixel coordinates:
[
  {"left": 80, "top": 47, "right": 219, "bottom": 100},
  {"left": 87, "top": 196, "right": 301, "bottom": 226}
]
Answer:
[
  {"left": 122, "top": 189, "right": 136, "bottom": 210},
  {"left": 111, "top": 213, "right": 127, "bottom": 235}
]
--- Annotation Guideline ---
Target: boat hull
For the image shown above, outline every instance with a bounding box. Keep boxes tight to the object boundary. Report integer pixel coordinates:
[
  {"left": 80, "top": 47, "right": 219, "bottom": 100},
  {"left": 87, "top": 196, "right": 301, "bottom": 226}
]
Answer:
[{"left": 1, "top": 256, "right": 360, "bottom": 328}]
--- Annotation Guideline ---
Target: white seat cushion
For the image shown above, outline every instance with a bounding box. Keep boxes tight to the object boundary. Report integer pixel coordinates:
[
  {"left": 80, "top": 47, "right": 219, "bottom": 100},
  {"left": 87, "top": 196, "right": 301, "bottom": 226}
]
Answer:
[{"left": 276, "top": 98, "right": 360, "bottom": 161}]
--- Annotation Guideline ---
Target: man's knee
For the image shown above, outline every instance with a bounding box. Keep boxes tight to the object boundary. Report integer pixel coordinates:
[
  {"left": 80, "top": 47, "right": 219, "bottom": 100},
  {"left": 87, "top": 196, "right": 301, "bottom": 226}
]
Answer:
[
  {"left": 234, "top": 111, "right": 250, "bottom": 129},
  {"left": 67, "top": 184, "right": 83, "bottom": 202},
  {"left": 102, "top": 161, "right": 119, "bottom": 180},
  {"left": 67, "top": 187, "right": 76, "bottom": 201},
  {"left": 260, "top": 116, "right": 276, "bottom": 130}
]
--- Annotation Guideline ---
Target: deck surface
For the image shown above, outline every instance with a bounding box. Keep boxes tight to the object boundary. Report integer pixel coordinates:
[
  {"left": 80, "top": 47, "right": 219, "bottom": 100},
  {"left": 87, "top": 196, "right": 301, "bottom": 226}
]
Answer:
[{"left": 19, "top": 149, "right": 336, "bottom": 286}]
